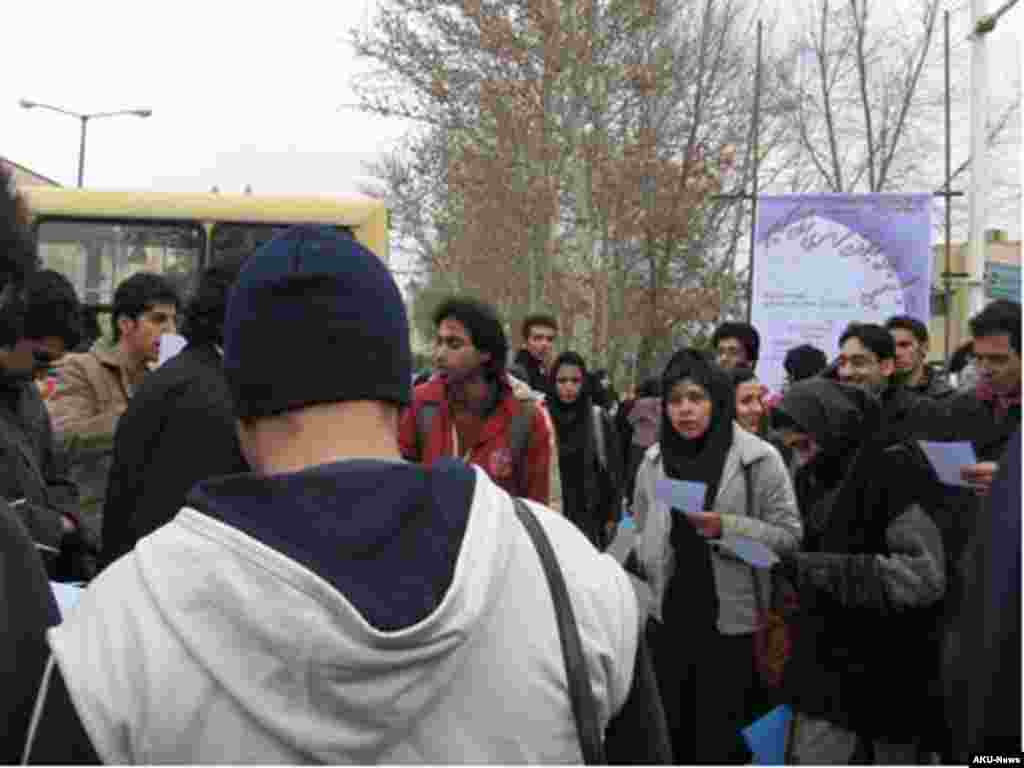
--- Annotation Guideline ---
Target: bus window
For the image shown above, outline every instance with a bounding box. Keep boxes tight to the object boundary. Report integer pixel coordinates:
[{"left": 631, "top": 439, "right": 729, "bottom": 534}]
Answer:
[
  {"left": 211, "top": 222, "right": 354, "bottom": 263},
  {"left": 36, "top": 219, "right": 204, "bottom": 307}
]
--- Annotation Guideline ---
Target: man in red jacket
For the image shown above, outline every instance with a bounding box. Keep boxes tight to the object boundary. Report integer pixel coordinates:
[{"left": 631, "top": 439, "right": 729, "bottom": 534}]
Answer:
[{"left": 400, "top": 297, "right": 552, "bottom": 504}]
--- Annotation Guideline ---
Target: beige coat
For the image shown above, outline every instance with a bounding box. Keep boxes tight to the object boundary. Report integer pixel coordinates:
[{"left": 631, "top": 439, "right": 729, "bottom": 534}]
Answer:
[
  {"left": 46, "top": 339, "right": 149, "bottom": 536},
  {"left": 47, "top": 339, "right": 148, "bottom": 445}
]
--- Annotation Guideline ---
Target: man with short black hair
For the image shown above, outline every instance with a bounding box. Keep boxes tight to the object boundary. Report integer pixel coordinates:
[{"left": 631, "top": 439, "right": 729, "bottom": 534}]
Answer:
[
  {"left": 514, "top": 312, "right": 558, "bottom": 396},
  {"left": 885, "top": 315, "right": 954, "bottom": 399},
  {"left": 47, "top": 271, "right": 180, "bottom": 540},
  {"left": 837, "top": 322, "right": 896, "bottom": 394},
  {"left": 401, "top": 297, "right": 554, "bottom": 504},
  {"left": 99, "top": 255, "right": 249, "bottom": 570},
  {"left": 48, "top": 272, "right": 179, "bottom": 443},
  {"left": 711, "top": 321, "right": 760, "bottom": 372}
]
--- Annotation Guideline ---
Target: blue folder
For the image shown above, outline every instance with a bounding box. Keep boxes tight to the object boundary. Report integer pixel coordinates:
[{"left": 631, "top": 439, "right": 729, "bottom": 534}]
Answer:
[{"left": 742, "top": 704, "right": 792, "bottom": 765}]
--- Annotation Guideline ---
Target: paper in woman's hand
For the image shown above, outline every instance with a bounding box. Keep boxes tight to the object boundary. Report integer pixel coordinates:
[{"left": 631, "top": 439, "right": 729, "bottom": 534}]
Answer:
[
  {"left": 655, "top": 477, "right": 707, "bottom": 514},
  {"left": 716, "top": 535, "right": 779, "bottom": 569},
  {"left": 917, "top": 440, "right": 979, "bottom": 487}
]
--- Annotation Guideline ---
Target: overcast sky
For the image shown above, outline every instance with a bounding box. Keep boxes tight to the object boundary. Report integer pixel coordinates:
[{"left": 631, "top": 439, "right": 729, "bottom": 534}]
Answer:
[{"left": 3, "top": 1, "right": 1022, "bottom": 240}]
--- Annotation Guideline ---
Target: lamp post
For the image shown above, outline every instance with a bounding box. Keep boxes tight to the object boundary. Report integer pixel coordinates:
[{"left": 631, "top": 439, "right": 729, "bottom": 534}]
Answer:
[{"left": 18, "top": 99, "right": 152, "bottom": 187}]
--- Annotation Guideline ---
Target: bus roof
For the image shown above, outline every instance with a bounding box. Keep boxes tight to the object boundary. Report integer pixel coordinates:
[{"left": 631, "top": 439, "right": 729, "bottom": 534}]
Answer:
[{"left": 22, "top": 187, "right": 389, "bottom": 260}]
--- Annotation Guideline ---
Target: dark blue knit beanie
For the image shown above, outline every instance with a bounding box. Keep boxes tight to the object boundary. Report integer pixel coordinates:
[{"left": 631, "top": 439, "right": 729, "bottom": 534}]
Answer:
[{"left": 223, "top": 225, "right": 411, "bottom": 420}]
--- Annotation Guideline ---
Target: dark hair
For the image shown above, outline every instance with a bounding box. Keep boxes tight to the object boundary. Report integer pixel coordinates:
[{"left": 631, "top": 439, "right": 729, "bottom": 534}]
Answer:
[
  {"left": 180, "top": 254, "right": 247, "bottom": 346},
  {"left": 0, "top": 167, "right": 35, "bottom": 292},
  {"left": 969, "top": 299, "right": 1021, "bottom": 354},
  {"left": 838, "top": 322, "right": 895, "bottom": 361},
  {"left": 948, "top": 340, "right": 974, "bottom": 375},
  {"left": 711, "top": 322, "right": 760, "bottom": 365},
  {"left": 112, "top": 272, "right": 181, "bottom": 342},
  {"left": 433, "top": 296, "right": 509, "bottom": 375},
  {"left": 885, "top": 315, "right": 929, "bottom": 344},
  {"left": 728, "top": 367, "right": 758, "bottom": 390},
  {"left": 521, "top": 312, "right": 558, "bottom": 341},
  {"left": 783, "top": 343, "right": 828, "bottom": 382},
  {"left": 637, "top": 377, "right": 662, "bottom": 398},
  {"left": 23, "top": 269, "right": 82, "bottom": 349}
]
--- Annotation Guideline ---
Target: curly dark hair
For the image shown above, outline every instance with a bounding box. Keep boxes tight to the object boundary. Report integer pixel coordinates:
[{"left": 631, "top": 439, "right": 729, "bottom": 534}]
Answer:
[{"left": 433, "top": 296, "right": 508, "bottom": 375}]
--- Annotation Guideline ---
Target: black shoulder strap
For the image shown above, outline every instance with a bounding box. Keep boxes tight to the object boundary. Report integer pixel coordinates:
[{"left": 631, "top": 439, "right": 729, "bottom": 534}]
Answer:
[
  {"left": 22, "top": 655, "right": 100, "bottom": 764},
  {"left": 512, "top": 498, "right": 606, "bottom": 764}
]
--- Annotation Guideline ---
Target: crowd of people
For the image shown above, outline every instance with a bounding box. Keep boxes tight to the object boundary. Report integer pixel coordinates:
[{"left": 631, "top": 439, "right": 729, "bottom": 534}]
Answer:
[{"left": 0, "top": 162, "right": 1020, "bottom": 763}]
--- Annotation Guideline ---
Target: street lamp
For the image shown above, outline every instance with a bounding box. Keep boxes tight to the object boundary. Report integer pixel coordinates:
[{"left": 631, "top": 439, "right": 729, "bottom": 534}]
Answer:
[{"left": 18, "top": 99, "right": 152, "bottom": 187}]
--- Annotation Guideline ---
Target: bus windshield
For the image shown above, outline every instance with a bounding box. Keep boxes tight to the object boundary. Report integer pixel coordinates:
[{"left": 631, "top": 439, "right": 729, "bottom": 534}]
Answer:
[
  {"left": 210, "top": 222, "right": 354, "bottom": 263},
  {"left": 37, "top": 219, "right": 203, "bottom": 307}
]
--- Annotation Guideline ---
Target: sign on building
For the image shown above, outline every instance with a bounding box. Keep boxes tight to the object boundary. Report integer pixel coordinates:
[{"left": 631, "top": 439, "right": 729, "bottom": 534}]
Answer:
[
  {"left": 984, "top": 262, "right": 1021, "bottom": 303},
  {"left": 751, "top": 194, "right": 932, "bottom": 395}
]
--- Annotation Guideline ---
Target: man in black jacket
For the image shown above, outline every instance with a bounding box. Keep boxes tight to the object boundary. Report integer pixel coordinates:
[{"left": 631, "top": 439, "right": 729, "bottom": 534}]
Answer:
[
  {"left": 99, "top": 255, "right": 249, "bottom": 570},
  {"left": 512, "top": 312, "right": 558, "bottom": 397}
]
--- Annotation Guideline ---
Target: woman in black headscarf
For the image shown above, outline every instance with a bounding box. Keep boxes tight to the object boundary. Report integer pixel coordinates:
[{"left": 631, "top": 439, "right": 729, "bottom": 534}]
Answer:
[
  {"left": 771, "top": 378, "right": 947, "bottom": 763},
  {"left": 547, "top": 352, "right": 623, "bottom": 548},
  {"left": 633, "top": 349, "right": 802, "bottom": 764}
]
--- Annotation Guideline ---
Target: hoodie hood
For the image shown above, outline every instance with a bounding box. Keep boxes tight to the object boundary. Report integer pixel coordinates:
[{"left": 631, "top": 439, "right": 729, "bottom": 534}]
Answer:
[
  {"left": 132, "top": 459, "right": 500, "bottom": 761},
  {"left": 49, "top": 458, "right": 641, "bottom": 763},
  {"left": 774, "top": 378, "right": 877, "bottom": 460}
]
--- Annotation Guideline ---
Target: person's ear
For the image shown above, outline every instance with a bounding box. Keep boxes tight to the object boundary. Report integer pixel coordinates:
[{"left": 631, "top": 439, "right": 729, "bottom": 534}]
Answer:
[{"left": 881, "top": 359, "right": 895, "bottom": 378}]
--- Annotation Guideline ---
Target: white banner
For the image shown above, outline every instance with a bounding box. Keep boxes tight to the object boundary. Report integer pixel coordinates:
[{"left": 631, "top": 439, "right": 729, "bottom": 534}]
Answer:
[{"left": 751, "top": 194, "right": 932, "bottom": 395}]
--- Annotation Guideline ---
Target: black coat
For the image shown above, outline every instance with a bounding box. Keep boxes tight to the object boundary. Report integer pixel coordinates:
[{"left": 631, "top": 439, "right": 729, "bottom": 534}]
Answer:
[
  {"left": 946, "top": 429, "right": 1021, "bottom": 760},
  {"left": 100, "top": 344, "right": 248, "bottom": 569},
  {"left": 0, "top": 381, "right": 79, "bottom": 553}
]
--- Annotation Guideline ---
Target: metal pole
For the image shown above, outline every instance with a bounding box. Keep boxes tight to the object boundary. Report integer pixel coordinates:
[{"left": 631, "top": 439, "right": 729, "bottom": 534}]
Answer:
[
  {"left": 745, "top": 21, "right": 763, "bottom": 323},
  {"left": 77, "top": 115, "right": 88, "bottom": 188},
  {"left": 944, "top": 10, "right": 953, "bottom": 361},
  {"left": 968, "top": 0, "right": 989, "bottom": 318}
]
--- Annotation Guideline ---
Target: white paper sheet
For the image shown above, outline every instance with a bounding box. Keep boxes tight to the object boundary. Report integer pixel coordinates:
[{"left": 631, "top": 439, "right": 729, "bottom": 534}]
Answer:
[
  {"left": 50, "top": 582, "right": 84, "bottom": 618},
  {"left": 655, "top": 477, "right": 707, "bottom": 514},
  {"left": 716, "top": 535, "right": 780, "bottom": 569},
  {"left": 917, "top": 440, "right": 979, "bottom": 487},
  {"left": 157, "top": 333, "right": 188, "bottom": 367}
]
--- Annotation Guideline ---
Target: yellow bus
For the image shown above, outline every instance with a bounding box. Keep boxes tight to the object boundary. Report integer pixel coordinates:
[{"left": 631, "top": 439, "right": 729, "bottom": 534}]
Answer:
[{"left": 21, "top": 187, "right": 389, "bottom": 316}]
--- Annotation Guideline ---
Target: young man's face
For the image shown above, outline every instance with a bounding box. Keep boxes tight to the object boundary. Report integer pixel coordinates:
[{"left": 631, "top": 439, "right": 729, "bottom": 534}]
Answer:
[
  {"left": 890, "top": 329, "right": 927, "bottom": 381},
  {"left": 525, "top": 324, "right": 556, "bottom": 366},
  {"left": 715, "top": 338, "right": 750, "bottom": 371},
  {"left": 838, "top": 337, "right": 893, "bottom": 392},
  {"left": 119, "top": 303, "right": 177, "bottom": 364},
  {"left": 973, "top": 333, "right": 1021, "bottom": 395},
  {"left": 434, "top": 318, "right": 491, "bottom": 385}
]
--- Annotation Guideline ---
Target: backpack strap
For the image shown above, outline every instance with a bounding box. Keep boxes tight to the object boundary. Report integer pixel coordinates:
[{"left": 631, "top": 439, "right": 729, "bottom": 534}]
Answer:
[
  {"left": 508, "top": 399, "right": 536, "bottom": 489},
  {"left": 512, "top": 498, "right": 606, "bottom": 764},
  {"left": 414, "top": 403, "right": 439, "bottom": 462}
]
